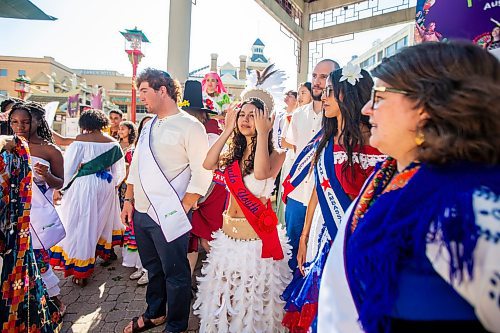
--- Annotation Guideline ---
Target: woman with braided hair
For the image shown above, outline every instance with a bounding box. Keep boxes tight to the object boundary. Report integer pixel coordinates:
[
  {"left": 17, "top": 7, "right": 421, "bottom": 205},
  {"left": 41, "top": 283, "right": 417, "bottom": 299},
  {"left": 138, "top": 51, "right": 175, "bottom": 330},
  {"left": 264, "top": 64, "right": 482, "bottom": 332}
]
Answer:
[
  {"left": 0, "top": 134, "right": 62, "bottom": 332},
  {"left": 8, "top": 101, "right": 66, "bottom": 315}
]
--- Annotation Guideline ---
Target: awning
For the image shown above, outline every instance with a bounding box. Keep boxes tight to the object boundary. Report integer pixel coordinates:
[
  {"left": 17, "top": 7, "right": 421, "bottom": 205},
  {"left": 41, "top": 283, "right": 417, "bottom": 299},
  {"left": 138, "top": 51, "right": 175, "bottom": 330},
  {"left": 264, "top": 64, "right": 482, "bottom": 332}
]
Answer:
[{"left": 0, "top": 0, "right": 57, "bottom": 20}]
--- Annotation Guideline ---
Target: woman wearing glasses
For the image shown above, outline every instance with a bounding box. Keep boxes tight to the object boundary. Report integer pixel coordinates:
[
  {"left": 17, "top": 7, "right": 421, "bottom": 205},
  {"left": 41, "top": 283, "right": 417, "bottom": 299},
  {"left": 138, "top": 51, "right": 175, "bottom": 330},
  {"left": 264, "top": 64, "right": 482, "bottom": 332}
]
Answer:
[
  {"left": 282, "top": 64, "right": 385, "bottom": 332},
  {"left": 318, "top": 42, "right": 500, "bottom": 333}
]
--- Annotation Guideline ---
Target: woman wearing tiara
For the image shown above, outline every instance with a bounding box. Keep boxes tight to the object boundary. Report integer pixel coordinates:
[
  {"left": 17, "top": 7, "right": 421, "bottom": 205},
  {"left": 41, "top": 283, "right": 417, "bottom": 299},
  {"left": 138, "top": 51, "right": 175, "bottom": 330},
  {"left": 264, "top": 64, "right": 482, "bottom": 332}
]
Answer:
[{"left": 194, "top": 90, "right": 292, "bottom": 332}]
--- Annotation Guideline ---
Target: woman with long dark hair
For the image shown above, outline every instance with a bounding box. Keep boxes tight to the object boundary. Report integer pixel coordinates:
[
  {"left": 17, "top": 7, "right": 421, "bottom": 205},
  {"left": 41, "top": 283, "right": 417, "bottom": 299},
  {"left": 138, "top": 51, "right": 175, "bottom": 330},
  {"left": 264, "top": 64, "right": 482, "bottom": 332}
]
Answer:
[
  {"left": 9, "top": 102, "right": 67, "bottom": 314},
  {"left": 282, "top": 65, "right": 385, "bottom": 332},
  {"left": 195, "top": 96, "right": 292, "bottom": 332},
  {"left": 318, "top": 42, "right": 500, "bottom": 333},
  {"left": 0, "top": 102, "right": 64, "bottom": 331}
]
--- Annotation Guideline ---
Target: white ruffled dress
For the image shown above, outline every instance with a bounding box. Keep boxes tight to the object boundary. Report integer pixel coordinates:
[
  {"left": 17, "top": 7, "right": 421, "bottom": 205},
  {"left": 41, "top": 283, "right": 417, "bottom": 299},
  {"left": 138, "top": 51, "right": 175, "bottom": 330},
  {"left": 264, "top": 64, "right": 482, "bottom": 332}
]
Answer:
[{"left": 194, "top": 173, "right": 292, "bottom": 333}]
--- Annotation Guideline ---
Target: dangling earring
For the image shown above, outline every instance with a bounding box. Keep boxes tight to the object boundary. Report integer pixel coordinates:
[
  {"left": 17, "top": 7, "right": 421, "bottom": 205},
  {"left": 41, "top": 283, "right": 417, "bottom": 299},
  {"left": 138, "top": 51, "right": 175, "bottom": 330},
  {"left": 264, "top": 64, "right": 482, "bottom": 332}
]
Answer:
[{"left": 415, "top": 130, "right": 425, "bottom": 146}]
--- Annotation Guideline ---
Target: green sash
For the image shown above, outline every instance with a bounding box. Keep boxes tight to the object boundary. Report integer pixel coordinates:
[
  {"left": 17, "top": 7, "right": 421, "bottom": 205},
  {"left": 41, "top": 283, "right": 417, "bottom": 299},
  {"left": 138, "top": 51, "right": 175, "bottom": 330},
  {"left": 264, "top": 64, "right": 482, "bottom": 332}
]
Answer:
[{"left": 62, "top": 145, "right": 123, "bottom": 192}]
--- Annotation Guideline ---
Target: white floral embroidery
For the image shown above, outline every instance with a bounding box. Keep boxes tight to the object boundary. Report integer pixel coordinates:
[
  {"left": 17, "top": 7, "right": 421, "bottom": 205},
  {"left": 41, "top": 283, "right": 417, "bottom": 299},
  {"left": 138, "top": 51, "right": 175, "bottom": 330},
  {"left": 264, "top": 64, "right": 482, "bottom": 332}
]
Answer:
[
  {"left": 12, "top": 279, "right": 23, "bottom": 290},
  {"left": 19, "top": 228, "right": 29, "bottom": 238},
  {"left": 334, "top": 151, "right": 386, "bottom": 170}
]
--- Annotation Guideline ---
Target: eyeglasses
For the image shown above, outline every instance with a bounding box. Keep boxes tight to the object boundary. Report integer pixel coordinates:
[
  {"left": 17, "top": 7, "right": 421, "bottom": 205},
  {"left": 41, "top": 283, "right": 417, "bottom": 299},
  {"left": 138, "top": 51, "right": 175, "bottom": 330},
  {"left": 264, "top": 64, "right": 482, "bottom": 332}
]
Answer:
[
  {"left": 370, "top": 86, "right": 409, "bottom": 109},
  {"left": 321, "top": 86, "right": 334, "bottom": 98}
]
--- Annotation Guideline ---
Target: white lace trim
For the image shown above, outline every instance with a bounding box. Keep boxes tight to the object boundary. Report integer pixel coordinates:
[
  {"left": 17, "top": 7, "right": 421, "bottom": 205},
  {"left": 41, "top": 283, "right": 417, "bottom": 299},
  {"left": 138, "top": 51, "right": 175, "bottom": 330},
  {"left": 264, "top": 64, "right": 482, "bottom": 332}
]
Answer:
[{"left": 333, "top": 151, "right": 386, "bottom": 170}]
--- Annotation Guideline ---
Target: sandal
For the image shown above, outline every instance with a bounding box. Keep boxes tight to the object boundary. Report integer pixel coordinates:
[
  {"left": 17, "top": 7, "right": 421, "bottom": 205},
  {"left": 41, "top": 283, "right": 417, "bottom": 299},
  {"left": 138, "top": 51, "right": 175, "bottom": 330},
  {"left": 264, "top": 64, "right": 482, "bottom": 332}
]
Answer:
[
  {"left": 72, "top": 277, "right": 88, "bottom": 287},
  {"left": 123, "top": 315, "right": 166, "bottom": 333}
]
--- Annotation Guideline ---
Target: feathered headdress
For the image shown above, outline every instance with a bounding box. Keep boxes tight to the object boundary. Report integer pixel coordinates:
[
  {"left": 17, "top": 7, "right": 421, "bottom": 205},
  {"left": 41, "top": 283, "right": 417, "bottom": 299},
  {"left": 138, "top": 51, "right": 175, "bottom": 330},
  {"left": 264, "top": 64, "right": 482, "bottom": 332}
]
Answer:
[{"left": 241, "top": 64, "right": 287, "bottom": 113}]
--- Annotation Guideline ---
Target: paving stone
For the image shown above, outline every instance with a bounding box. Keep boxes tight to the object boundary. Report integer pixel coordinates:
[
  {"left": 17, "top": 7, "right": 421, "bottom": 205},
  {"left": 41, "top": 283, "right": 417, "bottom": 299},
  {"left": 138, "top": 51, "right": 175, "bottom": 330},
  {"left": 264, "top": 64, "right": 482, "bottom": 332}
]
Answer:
[
  {"left": 108, "top": 285, "right": 128, "bottom": 295},
  {"left": 117, "top": 292, "right": 135, "bottom": 303},
  {"left": 125, "top": 301, "right": 147, "bottom": 312},
  {"left": 53, "top": 249, "right": 202, "bottom": 332},
  {"left": 99, "top": 322, "right": 117, "bottom": 332},
  {"left": 104, "top": 310, "right": 126, "bottom": 323}
]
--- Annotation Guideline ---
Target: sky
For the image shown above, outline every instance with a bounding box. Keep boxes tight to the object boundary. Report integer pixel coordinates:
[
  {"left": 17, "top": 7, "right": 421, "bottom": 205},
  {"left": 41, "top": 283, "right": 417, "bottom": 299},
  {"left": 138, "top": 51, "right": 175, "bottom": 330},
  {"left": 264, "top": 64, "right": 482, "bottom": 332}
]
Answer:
[{"left": 0, "top": 0, "right": 409, "bottom": 90}]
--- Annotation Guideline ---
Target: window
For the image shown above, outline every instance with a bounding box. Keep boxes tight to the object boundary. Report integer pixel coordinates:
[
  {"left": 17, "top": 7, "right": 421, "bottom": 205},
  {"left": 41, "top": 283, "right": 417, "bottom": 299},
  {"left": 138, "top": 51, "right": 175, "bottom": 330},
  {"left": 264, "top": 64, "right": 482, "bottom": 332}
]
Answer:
[
  {"left": 377, "top": 51, "right": 383, "bottom": 62},
  {"left": 0, "top": 90, "right": 7, "bottom": 97},
  {"left": 360, "top": 55, "right": 376, "bottom": 69},
  {"left": 395, "top": 36, "right": 408, "bottom": 51},
  {"left": 136, "top": 105, "right": 147, "bottom": 113},
  {"left": 18, "top": 69, "right": 26, "bottom": 76},
  {"left": 0, "top": 69, "right": 7, "bottom": 77},
  {"left": 118, "top": 104, "right": 128, "bottom": 114},
  {"left": 385, "top": 43, "right": 397, "bottom": 57}
]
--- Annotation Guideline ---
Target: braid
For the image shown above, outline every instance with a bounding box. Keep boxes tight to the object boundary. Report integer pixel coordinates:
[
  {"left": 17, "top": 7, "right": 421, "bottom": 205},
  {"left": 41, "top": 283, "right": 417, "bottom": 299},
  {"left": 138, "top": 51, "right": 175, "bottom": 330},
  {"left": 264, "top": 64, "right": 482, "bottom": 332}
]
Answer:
[{"left": 26, "top": 102, "right": 55, "bottom": 144}]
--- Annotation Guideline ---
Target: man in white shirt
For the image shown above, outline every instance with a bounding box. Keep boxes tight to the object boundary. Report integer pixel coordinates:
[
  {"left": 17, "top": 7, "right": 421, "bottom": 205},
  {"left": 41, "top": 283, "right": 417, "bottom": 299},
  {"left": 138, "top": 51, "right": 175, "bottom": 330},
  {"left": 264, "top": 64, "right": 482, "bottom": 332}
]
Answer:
[
  {"left": 272, "top": 90, "right": 297, "bottom": 150},
  {"left": 121, "top": 69, "right": 212, "bottom": 333},
  {"left": 281, "top": 59, "right": 339, "bottom": 270}
]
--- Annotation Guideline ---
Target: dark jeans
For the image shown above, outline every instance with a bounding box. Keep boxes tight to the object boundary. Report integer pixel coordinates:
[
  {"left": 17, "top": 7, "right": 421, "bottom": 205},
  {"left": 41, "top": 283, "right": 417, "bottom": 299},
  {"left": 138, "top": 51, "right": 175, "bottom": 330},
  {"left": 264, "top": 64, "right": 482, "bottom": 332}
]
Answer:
[
  {"left": 134, "top": 211, "right": 191, "bottom": 332},
  {"left": 284, "top": 198, "right": 307, "bottom": 270}
]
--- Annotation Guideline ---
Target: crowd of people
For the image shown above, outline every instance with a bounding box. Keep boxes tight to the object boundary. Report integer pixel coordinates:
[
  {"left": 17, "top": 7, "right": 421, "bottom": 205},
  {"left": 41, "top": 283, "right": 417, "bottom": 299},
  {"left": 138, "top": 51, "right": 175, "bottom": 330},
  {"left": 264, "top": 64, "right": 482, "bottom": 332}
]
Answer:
[{"left": 0, "top": 40, "right": 499, "bottom": 333}]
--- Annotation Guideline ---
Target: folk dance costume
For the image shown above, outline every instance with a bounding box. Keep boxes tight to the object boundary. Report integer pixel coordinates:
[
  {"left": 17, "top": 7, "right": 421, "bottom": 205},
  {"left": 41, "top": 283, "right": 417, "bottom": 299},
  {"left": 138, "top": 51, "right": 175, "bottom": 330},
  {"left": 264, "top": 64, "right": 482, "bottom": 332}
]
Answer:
[
  {"left": 180, "top": 80, "right": 228, "bottom": 253},
  {"left": 189, "top": 119, "right": 227, "bottom": 252},
  {"left": 0, "top": 138, "right": 62, "bottom": 332},
  {"left": 318, "top": 159, "right": 500, "bottom": 333},
  {"left": 50, "top": 141, "right": 125, "bottom": 278},
  {"left": 283, "top": 102, "right": 323, "bottom": 270},
  {"left": 201, "top": 72, "right": 232, "bottom": 116},
  {"left": 31, "top": 156, "right": 64, "bottom": 298},
  {"left": 194, "top": 161, "right": 292, "bottom": 333},
  {"left": 120, "top": 147, "right": 146, "bottom": 275},
  {"left": 282, "top": 136, "right": 384, "bottom": 332}
]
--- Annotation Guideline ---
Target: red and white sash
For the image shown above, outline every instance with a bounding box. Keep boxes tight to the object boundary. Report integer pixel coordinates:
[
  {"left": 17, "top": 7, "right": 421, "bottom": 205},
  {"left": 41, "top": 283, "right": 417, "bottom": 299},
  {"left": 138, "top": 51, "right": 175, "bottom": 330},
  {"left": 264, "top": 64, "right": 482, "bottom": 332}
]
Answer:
[{"left": 224, "top": 161, "right": 284, "bottom": 260}]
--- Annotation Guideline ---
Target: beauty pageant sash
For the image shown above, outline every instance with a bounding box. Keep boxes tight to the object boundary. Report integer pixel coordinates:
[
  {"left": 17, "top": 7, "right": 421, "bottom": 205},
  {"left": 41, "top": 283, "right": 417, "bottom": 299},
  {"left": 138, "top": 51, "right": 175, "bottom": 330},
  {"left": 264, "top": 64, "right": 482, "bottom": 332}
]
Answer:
[
  {"left": 224, "top": 161, "right": 284, "bottom": 260},
  {"left": 282, "top": 129, "right": 323, "bottom": 204},
  {"left": 137, "top": 116, "right": 192, "bottom": 242},
  {"left": 30, "top": 181, "right": 66, "bottom": 250},
  {"left": 314, "top": 138, "right": 352, "bottom": 239}
]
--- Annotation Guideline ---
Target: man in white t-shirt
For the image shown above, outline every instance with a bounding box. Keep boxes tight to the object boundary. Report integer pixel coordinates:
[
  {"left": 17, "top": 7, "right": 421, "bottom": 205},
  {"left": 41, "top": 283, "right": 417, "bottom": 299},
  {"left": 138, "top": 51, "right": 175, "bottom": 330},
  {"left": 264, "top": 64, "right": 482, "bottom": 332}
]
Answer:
[
  {"left": 121, "top": 69, "right": 212, "bottom": 333},
  {"left": 281, "top": 59, "right": 339, "bottom": 270}
]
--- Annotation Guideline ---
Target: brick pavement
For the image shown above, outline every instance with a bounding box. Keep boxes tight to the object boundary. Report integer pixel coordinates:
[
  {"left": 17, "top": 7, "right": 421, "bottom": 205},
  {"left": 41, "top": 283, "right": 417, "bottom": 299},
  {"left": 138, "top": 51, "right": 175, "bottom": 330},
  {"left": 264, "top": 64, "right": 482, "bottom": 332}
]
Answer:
[{"left": 55, "top": 249, "right": 201, "bottom": 333}]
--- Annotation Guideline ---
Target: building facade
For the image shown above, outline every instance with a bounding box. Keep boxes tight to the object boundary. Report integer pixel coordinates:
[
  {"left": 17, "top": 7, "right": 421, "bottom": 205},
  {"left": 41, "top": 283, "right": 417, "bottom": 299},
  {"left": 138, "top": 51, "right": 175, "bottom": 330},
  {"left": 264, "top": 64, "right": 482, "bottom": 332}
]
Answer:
[
  {"left": 352, "top": 23, "right": 414, "bottom": 71},
  {"left": 189, "top": 38, "right": 272, "bottom": 99},
  {"left": 0, "top": 55, "right": 146, "bottom": 121}
]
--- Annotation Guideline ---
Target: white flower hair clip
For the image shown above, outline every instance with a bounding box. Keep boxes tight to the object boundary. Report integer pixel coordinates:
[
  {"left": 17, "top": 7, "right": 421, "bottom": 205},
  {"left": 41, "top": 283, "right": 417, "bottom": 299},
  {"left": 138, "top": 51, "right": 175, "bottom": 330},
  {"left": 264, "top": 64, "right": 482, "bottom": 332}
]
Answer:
[{"left": 339, "top": 62, "right": 363, "bottom": 86}]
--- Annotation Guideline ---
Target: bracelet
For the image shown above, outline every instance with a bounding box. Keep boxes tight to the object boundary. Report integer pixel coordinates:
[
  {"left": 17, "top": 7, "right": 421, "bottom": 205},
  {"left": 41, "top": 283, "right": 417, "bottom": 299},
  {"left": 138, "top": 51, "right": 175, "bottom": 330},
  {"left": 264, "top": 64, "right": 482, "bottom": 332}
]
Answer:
[{"left": 124, "top": 198, "right": 135, "bottom": 204}]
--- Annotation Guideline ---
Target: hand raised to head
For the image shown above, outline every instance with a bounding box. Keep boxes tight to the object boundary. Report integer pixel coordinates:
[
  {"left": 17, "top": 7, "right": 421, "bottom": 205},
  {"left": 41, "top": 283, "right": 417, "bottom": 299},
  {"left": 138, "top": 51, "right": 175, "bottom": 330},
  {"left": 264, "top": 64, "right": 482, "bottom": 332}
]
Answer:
[{"left": 254, "top": 107, "right": 274, "bottom": 134}]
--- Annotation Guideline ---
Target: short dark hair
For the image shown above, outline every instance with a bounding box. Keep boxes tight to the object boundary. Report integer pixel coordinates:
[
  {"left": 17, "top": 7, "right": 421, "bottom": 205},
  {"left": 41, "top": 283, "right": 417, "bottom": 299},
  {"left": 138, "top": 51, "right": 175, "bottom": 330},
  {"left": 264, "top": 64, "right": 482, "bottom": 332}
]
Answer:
[
  {"left": 318, "top": 59, "right": 340, "bottom": 70},
  {"left": 285, "top": 90, "right": 297, "bottom": 99},
  {"left": 109, "top": 109, "right": 123, "bottom": 117},
  {"left": 79, "top": 109, "right": 110, "bottom": 132},
  {"left": 136, "top": 68, "right": 182, "bottom": 103},
  {"left": 372, "top": 41, "right": 500, "bottom": 165}
]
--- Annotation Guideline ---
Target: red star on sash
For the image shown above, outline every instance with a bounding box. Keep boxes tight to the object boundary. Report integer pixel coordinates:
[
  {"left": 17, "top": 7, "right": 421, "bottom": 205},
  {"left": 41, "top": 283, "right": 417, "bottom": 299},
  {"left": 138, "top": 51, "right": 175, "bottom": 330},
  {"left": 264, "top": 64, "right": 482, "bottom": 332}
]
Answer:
[{"left": 321, "top": 177, "right": 331, "bottom": 191}]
